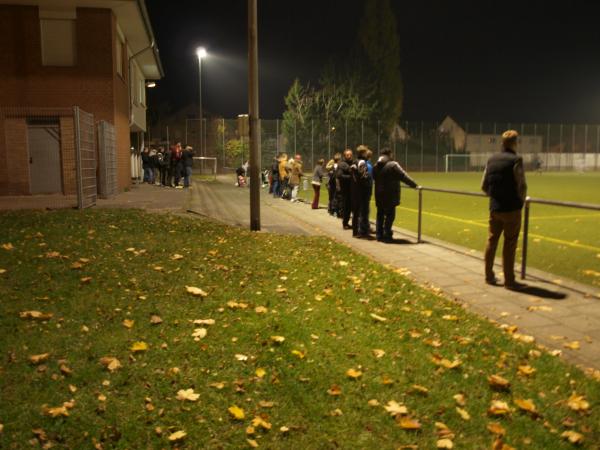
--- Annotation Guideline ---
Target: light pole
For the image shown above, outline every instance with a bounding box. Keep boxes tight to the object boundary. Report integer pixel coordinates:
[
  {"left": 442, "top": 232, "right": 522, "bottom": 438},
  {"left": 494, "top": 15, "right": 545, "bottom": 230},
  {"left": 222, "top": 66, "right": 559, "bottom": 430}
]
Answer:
[{"left": 196, "top": 47, "right": 207, "bottom": 157}]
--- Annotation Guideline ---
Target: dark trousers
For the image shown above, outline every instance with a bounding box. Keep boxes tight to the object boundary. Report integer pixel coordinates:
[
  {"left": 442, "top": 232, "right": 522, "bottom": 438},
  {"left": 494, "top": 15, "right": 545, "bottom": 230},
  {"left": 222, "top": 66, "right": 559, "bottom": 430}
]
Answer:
[
  {"left": 272, "top": 178, "right": 280, "bottom": 197},
  {"left": 159, "top": 167, "right": 167, "bottom": 186},
  {"left": 341, "top": 189, "right": 352, "bottom": 227},
  {"left": 311, "top": 183, "right": 321, "bottom": 209},
  {"left": 355, "top": 187, "right": 372, "bottom": 235},
  {"left": 174, "top": 163, "right": 184, "bottom": 186},
  {"left": 327, "top": 179, "right": 337, "bottom": 215},
  {"left": 484, "top": 210, "right": 522, "bottom": 284},
  {"left": 376, "top": 207, "right": 396, "bottom": 240}
]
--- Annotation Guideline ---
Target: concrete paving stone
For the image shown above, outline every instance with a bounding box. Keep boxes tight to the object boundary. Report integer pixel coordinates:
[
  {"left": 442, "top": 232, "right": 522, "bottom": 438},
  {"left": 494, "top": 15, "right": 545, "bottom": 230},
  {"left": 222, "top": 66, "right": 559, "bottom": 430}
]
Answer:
[
  {"left": 448, "top": 285, "right": 489, "bottom": 297},
  {"left": 508, "top": 313, "right": 561, "bottom": 328}
]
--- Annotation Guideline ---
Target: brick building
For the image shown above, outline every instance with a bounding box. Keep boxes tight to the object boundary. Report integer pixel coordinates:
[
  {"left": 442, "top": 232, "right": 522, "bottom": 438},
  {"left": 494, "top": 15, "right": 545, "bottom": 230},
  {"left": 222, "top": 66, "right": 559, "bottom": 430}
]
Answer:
[{"left": 0, "top": 0, "right": 163, "bottom": 198}]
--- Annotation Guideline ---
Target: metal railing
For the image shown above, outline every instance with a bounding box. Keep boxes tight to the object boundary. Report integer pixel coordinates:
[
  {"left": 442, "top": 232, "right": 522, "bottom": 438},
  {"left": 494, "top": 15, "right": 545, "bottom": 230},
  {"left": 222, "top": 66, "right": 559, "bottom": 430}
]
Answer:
[
  {"left": 413, "top": 187, "right": 600, "bottom": 281},
  {"left": 521, "top": 197, "right": 600, "bottom": 279}
]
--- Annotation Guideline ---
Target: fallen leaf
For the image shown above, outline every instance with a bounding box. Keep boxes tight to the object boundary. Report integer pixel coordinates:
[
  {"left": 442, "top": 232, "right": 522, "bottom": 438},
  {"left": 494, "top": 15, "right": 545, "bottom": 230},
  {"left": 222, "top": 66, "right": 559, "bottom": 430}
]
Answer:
[
  {"left": 370, "top": 313, "right": 388, "bottom": 322},
  {"left": 372, "top": 349, "right": 386, "bottom": 358},
  {"left": 270, "top": 336, "right": 285, "bottom": 344},
  {"left": 168, "top": 430, "right": 187, "bottom": 442},
  {"left": 526, "top": 305, "right": 553, "bottom": 312},
  {"left": 291, "top": 350, "right": 305, "bottom": 359},
  {"left": 1, "top": 243, "right": 14, "bottom": 250},
  {"left": 512, "top": 333, "right": 535, "bottom": 344},
  {"left": 171, "top": 254, "right": 184, "bottom": 260},
  {"left": 247, "top": 438, "right": 259, "bottom": 448},
  {"left": 209, "top": 382, "right": 226, "bottom": 390},
  {"left": 346, "top": 368, "right": 362, "bottom": 379},
  {"left": 193, "top": 319, "right": 215, "bottom": 325},
  {"left": 431, "top": 355, "right": 462, "bottom": 369},
  {"left": 330, "top": 408, "right": 343, "bottom": 416},
  {"left": 384, "top": 400, "right": 408, "bottom": 417},
  {"left": 59, "top": 364, "right": 72, "bottom": 376},
  {"left": 410, "top": 385, "right": 429, "bottom": 395},
  {"left": 235, "top": 354, "right": 249, "bottom": 361},
  {"left": 186, "top": 286, "right": 208, "bottom": 297},
  {"left": 338, "top": 261, "right": 349, "bottom": 266},
  {"left": 99, "top": 357, "right": 122, "bottom": 372},
  {"left": 456, "top": 407, "right": 470, "bottom": 421},
  {"left": 488, "top": 400, "right": 511, "bottom": 416},
  {"left": 19, "top": 311, "right": 53, "bottom": 321},
  {"left": 517, "top": 365, "right": 536, "bottom": 376},
  {"left": 228, "top": 405, "right": 245, "bottom": 420},
  {"left": 130, "top": 341, "right": 148, "bottom": 352},
  {"left": 29, "top": 353, "right": 50, "bottom": 365},
  {"left": 42, "top": 405, "right": 69, "bottom": 418},
  {"left": 487, "top": 422, "right": 506, "bottom": 435},
  {"left": 255, "top": 368, "right": 266, "bottom": 378},
  {"left": 258, "top": 400, "right": 274, "bottom": 408},
  {"left": 251, "top": 416, "right": 272, "bottom": 430},
  {"left": 437, "top": 438, "right": 454, "bottom": 449},
  {"left": 442, "top": 315, "right": 459, "bottom": 321},
  {"left": 122, "top": 319, "right": 134, "bottom": 329},
  {"left": 80, "top": 276, "right": 92, "bottom": 284},
  {"left": 567, "top": 393, "right": 590, "bottom": 411},
  {"left": 488, "top": 374, "right": 511, "bottom": 390},
  {"left": 255, "top": 306, "right": 268, "bottom": 314},
  {"left": 150, "top": 315, "right": 163, "bottom": 324},
  {"left": 327, "top": 385, "right": 342, "bottom": 396},
  {"left": 397, "top": 417, "right": 421, "bottom": 430},
  {"left": 561, "top": 430, "right": 584, "bottom": 445},
  {"left": 453, "top": 394, "right": 466, "bottom": 406},
  {"left": 514, "top": 398, "right": 537, "bottom": 414},
  {"left": 176, "top": 389, "right": 200, "bottom": 402},
  {"left": 192, "top": 328, "right": 207, "bottom": 339},
  {"left": 564, "top": 341, "right": 580, "bottom": 350},
  {"left": 368, "top": 399, "right": 380, "bottom": 406}
]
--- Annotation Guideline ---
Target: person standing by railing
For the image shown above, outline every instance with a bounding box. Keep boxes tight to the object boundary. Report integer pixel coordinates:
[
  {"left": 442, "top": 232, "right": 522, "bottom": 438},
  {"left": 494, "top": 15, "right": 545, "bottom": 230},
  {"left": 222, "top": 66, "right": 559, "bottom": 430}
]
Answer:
[
  {"left": 481, "top": 130, "right": 527, "bottom": 290},
  {"left": 373, "top": 148, "right": 418, "bottom": 243},
  {"left": 336, "top": 149, "right": 354, "bottom": 230}
]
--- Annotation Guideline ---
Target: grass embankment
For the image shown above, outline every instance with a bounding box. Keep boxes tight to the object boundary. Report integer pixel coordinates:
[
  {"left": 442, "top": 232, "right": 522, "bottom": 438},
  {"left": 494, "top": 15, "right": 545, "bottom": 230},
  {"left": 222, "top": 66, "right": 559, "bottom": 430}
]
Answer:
[
  {"left": 312, "top": 172, "right": 600, "bottom": 287},
  {"left": 0, "top": 209, "right": 598, "bottom": 449}
]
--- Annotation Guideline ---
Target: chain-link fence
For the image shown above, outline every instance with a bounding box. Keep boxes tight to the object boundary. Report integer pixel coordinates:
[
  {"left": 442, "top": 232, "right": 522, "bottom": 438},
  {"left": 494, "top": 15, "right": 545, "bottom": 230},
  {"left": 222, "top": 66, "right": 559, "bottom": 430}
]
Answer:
[
  {"left": 0, "top": 106, "right": 97, "bottom": 210},
  {"left": 149, "top": 118, "right": 600, "bottom": 173},
  {"left": 98, "top": 120, "right": 117, "bottom": 199}
]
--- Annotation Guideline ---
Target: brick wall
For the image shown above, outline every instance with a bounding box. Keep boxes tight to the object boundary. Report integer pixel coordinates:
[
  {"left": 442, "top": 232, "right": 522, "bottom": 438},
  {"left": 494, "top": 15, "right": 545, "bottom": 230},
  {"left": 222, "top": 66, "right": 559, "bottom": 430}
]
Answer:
[
  {"left": 0, "top": 5, "right": 132, "bottom": 194},
  {"left": 60, "top": 116, "right": 77, "bottom": 195},
  {"left": 2, "top": 118, "right": 30, "bottom": 195}
]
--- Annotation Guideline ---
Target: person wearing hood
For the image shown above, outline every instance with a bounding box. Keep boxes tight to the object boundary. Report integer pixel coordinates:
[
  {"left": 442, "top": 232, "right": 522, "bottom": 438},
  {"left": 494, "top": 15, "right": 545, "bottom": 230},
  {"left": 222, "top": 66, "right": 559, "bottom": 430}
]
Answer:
[
  {"left": 351, "top": 145, "right": 374, "bottom": 238},
  {"left": 336, "top": 149, "right": 355, "bottom": 230},
  {"left": 372, "top": 148, "right": 418, "bottom": 242}
]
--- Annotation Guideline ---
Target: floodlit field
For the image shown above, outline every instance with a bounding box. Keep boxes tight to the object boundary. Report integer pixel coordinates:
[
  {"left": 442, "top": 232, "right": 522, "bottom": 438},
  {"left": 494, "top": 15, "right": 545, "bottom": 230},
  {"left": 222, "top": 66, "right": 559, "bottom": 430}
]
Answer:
[{"left": 315, "top": 172, "right": 600, "bottom": 287}]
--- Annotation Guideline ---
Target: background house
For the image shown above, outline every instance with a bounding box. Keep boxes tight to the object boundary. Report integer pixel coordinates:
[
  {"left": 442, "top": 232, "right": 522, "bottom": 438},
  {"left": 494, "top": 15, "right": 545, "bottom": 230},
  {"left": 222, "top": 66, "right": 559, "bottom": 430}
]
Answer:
[{"left": 0, "top": 0, "right": 163, "bottom": 200}]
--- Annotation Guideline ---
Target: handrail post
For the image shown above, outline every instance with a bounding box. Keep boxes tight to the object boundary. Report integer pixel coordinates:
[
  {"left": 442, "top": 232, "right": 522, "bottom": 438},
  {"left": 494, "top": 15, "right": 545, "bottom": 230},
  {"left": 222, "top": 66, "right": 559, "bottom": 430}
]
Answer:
[
  {"left": 417, "top": 186, "right": 423, "bottom": 243},
  {"left": 521, "top": 197, "right": 530, "bottom": 280}
]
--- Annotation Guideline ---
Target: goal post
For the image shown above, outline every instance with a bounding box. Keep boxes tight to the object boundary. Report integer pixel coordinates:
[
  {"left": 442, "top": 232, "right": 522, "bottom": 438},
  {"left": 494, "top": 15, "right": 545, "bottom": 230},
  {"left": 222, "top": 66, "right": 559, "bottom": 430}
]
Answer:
[
  {"left": 192, "top": 157, "right": 217, "bottom": 180},
  {"left": 444, "top": 154, "right": 470, "bottom": 172}
]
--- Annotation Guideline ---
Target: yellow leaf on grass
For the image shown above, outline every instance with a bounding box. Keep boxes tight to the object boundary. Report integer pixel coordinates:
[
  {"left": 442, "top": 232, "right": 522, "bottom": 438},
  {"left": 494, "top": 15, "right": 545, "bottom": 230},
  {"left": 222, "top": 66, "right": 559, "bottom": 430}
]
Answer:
[
  {"left": 228, "top": 405, "right": 245, "bottom": 420},
  {"left": 1, "top": 243, "right": 14, "bottom": 250},
  {"left": 514, "top": 398, "right": 537, "bottom": 413},
  {"left": 168, "top": 430, "right": 187, "bottom": 442},
  {"left": 411, "top": 385, "right": 429, "bottom": 395},
  {"left": 176, "top": 389, "right": 200, "bottom": 402},
  {"left": 171, "top": 253, "right": 184, "bottom": 260},
  {"left": 193, "top": 319, "right": 215, "bottom": 325},
  {"left": 270, "top": 336, "right": 285, "bottom": 344},
  {"left": 247, "top": 438, "right": 259, "bottom": 448},
  {"left": 442, "top": 315, "right": 459, "bottom": 321},
  {"left": 29, "top": 353, "right": 50, "bottom": 365},
  {"left": 209, "top": 382, "right": 226, "bottom": 389},
  {"left": 567, "top": 393, "right": 590, "bottom": 411},
  {"left": 19, "top": 311, "right": 53, "bottom": 321},
  {"left": 43, "top": 405, "right": 69, "bottom": 418},
  {"left": 122, "top": 319, "right": 134, "bottom": 329},
  {"left": 370, "top": 313, "right": 388, "bottom": 322},
  {"left": 251, "top": 416, "right": 272, "bottom": 430},
  {"left": 456, "top": 407, "right": 471, "bottom": 421},
  {"left": 397, "top": 417, "right": 421, "bottom": 430},
  {"left": 150, "top": 315, "right": 163, "bottom": 324},
  {"left": 291, "top": 350, "right": 305, "bottom": 359},
  {"left": 384, "top": 400, "right": 408, "bottom": 417},
  {"left": 192, "top": 328, "right": 207, "bottom": 339},
  {"left": 372, "top": 349, "right": 386, "bottom": 358},
  {"left": 564, "top": 341, "right": 580, "bottom": 350},
  {"left": 437, "top": 438, "right": 454, "bottom": 449},
  {"left": 327, "top": 385, "right": 342, "bottom": 396},
  {"left": 235, "top": 354, "right": 249, "bottom": 361},
  {"left": 453, "top": 394, "right": 466, "bottom": 406},
  {"left": 517, "top": 365, "right": 536, "bottom": 376},
  {"left": 561, "top": 430, "right": 584, "bottom": 444},
  {"left": 487, "top": 422, "right": 506, "bottom": 435},
  {"left": 186, "top": 286, "right": 208, "bottom": 297},
  {"left": 255, "top": 306, "right": 268, "bottom": 314},
  {"left": 130, "top": 341, "right": 148, "bottom": 352},
  {"left": 346, "top": 368, "right": 362, "bottom": 379},
  {"left": 432, "top": 355, "right": 462, "bottom": 369},
  {"left": 488, "top": 400, "right": 511, "bottom": 416},
  {"left": 99, "top": 357, "right": 122, "bottom": 372},
  {"left": 488, "top": 374, "right": 511, "bottom": 390},
  {"left": 255, "top": 368, "right": 266, "bottom": 378}
]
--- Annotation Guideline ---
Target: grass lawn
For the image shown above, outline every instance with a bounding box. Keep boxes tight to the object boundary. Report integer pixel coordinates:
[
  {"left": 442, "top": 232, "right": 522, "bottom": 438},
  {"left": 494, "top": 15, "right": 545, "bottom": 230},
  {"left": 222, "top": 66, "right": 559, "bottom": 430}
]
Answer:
[
  {"left": 310, "top": 172, "right": 600, "bottom": 287},
  {"left": 0, "top": 209, "right": 598, "bottom": 449}
]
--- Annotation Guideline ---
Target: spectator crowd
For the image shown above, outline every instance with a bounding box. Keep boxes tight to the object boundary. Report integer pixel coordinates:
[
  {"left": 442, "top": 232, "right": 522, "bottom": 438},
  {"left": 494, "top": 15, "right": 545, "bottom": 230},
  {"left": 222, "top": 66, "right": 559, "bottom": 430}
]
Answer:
[{"left": 141, "top": 142, "right": 195, "bottom": 189}]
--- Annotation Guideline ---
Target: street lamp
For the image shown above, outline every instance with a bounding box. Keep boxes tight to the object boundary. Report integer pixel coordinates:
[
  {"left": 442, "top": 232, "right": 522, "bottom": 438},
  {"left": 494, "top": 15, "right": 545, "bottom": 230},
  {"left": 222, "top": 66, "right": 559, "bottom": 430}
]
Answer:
[{"left": 196, "top": 46, "right": 207, "bottom": 156}]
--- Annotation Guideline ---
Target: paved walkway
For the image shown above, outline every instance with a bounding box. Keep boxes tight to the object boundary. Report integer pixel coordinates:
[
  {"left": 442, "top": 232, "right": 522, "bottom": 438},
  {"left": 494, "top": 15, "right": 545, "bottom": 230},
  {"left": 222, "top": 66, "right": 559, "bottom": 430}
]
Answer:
[{"left": 102, "top": 178, "right": 600, "bottom": 374}]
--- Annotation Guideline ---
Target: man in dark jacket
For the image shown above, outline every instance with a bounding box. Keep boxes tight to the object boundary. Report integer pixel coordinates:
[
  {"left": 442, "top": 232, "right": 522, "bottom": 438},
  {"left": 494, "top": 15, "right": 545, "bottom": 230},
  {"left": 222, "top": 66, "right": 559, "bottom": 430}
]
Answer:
[
  {"left": 336, "top": 149, "right": 354, "bottom": 230},
  {"left": 182, "top": 145, "right": 195, "bottom": 188},
  {"left": 372, "top": 148, "right": 418, "bottom": 242},
  {"left": 141, "top": 148, "right": 151, "bottom": 183},
  {"left": 481, "top": 130, "right": 527, "bottom": 290},
  {"left": 352, "top": 145, "right": 373, "bottom": 238}
]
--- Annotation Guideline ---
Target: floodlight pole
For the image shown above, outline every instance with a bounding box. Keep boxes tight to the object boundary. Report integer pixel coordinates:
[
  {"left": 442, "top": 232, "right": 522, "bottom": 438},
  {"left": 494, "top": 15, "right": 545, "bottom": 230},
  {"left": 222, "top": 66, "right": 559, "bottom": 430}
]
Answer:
[{"left": 248, "top": 0, "right": 261, "bottom": 231}]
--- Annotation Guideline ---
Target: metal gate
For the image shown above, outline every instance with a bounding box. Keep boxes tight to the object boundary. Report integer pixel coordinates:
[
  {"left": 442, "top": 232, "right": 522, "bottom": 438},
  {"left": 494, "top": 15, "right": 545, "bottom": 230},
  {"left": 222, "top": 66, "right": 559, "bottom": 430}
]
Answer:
[
  {"left": 74, "top": 107, "right": 97, "bottom": 209},
  {"left": 97, "top": 120, "right": 117, "bottom": 198}
]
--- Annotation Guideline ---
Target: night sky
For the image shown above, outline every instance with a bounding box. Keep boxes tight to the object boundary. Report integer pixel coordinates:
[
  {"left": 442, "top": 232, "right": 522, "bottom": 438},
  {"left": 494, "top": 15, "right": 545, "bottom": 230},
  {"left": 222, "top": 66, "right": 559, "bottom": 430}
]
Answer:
[{"left": 145, "top": 0, "right": 600, "bottom": 123}]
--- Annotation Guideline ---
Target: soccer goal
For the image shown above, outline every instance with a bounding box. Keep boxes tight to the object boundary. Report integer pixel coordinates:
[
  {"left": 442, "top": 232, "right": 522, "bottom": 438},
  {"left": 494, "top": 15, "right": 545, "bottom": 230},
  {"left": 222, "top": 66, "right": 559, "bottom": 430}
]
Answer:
[{"left": 192, "top": 157, "right": 217, "bottom": 180}]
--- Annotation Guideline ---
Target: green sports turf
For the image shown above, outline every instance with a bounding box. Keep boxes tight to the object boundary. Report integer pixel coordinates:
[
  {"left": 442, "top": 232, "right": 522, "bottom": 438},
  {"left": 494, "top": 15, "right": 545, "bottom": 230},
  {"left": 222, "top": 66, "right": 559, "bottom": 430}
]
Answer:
[{"left": 310, "top": 172, "right": 600, "bottom": 288}]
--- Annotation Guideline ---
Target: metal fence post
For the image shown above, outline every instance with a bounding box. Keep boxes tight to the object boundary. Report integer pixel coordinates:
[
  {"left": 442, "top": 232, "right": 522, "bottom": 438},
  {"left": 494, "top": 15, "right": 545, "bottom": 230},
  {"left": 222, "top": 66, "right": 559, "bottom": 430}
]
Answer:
[
  {"left": 521, "top": 197, "right": 530, "bottom": 280},
  {"left": 417, "top": 187, "right": 423, "bottom": 243},
  {"left": 361, "top": 120, "right": 364, "bottom": 144},
  {"left": 377, "top": 120, "right": 381, "bottom": 151},
  {"left": 276, "top": 119, "right": 279, "bottom": 155},
  {"left": 73, "top": 106, "right": 83, "bottom": 210},
  {"left": 345, "top": 119, "right": 348, "bottom": 149},
  {"left": 293, "top": 120, "right": 296, "bottom": 154},
  {"left": 420, "top": 121, "right": 424, "bottom": 172},
  {"left": 328, "top": 120, "right": 331, "bottom": 159},
  {"left": 311, "top": 119, "right": 314, "bottom": 169}
]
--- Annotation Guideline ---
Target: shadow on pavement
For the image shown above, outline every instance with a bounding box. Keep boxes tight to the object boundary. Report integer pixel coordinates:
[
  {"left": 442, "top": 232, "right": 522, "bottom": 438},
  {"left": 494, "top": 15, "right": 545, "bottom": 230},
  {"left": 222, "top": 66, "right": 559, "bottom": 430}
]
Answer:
[
  {"left": 383, "top": 238, "right": 416, "bottom": 245},
  {"left": 517, "top": 285, "right": 568, "bottom": 300}
]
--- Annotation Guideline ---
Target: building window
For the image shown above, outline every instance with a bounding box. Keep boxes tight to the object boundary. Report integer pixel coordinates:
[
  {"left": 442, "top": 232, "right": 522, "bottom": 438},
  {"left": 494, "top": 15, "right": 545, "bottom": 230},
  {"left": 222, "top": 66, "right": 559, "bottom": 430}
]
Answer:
[{"left": 40, "top": 18, "right": 76, "bottom": 66}]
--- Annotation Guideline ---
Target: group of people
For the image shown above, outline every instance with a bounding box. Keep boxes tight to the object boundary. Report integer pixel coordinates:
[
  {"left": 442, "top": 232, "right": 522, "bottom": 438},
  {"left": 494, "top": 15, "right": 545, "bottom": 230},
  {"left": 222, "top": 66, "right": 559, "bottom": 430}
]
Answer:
[
  {"left": 141, "top": 142, "right": 195, "bottom": 189},
  {"left": 265, "top": 129, "right": 527, "bottom": 289},
  {"left": 267, "top": 146, "right": 418, "bottom": 242}
]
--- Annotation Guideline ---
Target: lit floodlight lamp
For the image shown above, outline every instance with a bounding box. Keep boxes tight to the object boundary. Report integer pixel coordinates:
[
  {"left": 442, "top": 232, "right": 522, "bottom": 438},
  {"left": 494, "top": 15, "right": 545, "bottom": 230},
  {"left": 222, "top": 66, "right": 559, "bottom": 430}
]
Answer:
[
  {"left": 145, "top": 81, "right": 156, "bottom": 88},
  {"left": 196, "top": 47, "right": 207, "bottom": 59}
]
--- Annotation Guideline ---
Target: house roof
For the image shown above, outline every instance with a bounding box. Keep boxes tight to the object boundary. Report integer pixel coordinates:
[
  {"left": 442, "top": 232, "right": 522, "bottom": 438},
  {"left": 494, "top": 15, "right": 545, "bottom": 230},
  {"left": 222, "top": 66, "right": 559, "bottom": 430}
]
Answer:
[{"left": 0, "top": 0, "right": 163, "bottom": 79}]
